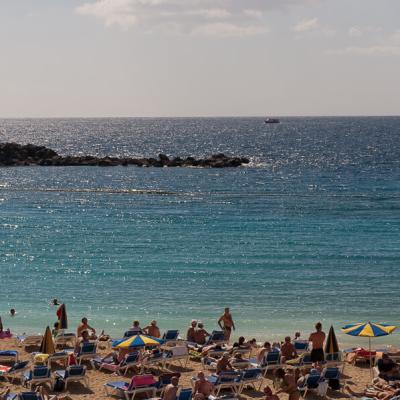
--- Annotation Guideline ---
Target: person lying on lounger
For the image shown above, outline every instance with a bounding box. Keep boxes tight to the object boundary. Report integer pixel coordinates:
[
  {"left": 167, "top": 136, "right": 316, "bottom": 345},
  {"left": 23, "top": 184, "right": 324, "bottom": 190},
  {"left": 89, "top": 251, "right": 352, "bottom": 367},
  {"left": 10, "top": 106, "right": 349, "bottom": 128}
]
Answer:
[
  {"left": 345, "top": 380, "right": 400, "bottom": 400},
  {"left": 257, "top": 342, "right": 272, "bottom": 364},
  {"left": 378, "top": 354, "right": 400, "bottom": 381}
]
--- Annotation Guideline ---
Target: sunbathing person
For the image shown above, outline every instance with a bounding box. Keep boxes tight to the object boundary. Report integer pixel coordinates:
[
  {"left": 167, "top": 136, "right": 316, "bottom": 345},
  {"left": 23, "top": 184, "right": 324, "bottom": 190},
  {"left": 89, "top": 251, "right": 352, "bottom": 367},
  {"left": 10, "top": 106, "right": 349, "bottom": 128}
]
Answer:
[
  {"left": 144, "top": 320, "right": 161, "bottom": 338},
  {"left": 216, "top": 352, "right": 233, "bottom": 374},
  {"left": 274, "top": 368, "right": 300, "bottom": 400},
  {"left": 75, "top": 330, "right": 91, "bottom": 353},
  {"left": 257, "top": 342, "right": 272, "bottom": 364},
  {"left": 201, "top": 343, "right": 223, "bottom": 356},
  {"left": 77, "top": 317, "right": 97, "bottom": 339},
  {"left": 345, "top": 381, "right": 400, "bottom": 400},
  {"left": 195, "top": 323, "right": 210, "bottom": 345},
  {"left": 194, "top": 371, "right": 214, "bottom": 400},
  {"left": 128, "top": 320, "right": 143, "bottom": 335},
  {"left": 163, "top": 376, "right": 180, "bottom": 400},
  {"left": 281, "top": 336, "right": 298, "bottom": 363},
  {"left": 187, "top": 320, "right": 197, "bottom": 342},
  {"left": 378, "top": 354, "right": 400, "bottom": 381}
]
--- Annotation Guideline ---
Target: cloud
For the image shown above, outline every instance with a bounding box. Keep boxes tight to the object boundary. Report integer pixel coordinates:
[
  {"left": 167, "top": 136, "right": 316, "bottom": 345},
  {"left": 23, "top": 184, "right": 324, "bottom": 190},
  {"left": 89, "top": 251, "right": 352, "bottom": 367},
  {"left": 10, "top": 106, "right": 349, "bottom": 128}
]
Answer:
[
  {"left": 349, "top": 26, "right": 362, "bottom": 37},
  {"left": 326, "top": 46, "right": 400, "bottom": 56},
  {"left": 76, "top": 0, "right": 314, "bottom": 36},
  {"left": 292, "top": 17, "right": 319, "bottom": 32}
]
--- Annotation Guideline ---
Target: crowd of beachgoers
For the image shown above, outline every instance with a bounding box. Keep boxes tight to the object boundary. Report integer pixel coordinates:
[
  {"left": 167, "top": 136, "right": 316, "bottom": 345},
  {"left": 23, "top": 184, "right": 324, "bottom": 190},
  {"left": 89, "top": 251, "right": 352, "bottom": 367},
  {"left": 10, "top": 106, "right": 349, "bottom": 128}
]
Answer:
[{"left": 0, "top": 306, "right": 399, "bottom": 400}]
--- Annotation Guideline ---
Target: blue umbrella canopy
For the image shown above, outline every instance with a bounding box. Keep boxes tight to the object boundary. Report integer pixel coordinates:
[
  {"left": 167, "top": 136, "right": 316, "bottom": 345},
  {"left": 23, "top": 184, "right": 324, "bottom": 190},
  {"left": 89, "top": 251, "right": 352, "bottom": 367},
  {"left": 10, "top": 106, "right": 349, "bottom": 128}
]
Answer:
[
  {"left": 113, "top": 334, "right": 163, "bottom": 349},
  {"left": 342, "top": 322, "right": 397, "bottom": 337}
]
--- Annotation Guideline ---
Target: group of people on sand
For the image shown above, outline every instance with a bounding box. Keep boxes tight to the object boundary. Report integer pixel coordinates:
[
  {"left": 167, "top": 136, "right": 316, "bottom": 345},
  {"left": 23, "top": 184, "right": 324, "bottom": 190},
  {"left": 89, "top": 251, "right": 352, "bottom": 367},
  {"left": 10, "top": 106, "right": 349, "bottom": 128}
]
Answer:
[{"left": 127, "top": 320, "right": 161, "bottom": 338}]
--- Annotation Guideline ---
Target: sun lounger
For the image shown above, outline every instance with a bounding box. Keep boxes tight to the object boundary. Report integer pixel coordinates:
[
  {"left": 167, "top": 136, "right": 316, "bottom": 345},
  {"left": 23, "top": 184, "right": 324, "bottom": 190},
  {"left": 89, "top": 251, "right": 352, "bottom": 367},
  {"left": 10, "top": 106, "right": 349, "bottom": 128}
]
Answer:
[
  {"left": 0, "top": 350, "right": 19, "bottom": 363},
  {"left": 297, "top": 371, "right": 322, "bottom": 398},
  {"left": 231, "top": 359, "right": 251, "bottom": 370},
  {"left": 22, "top": 366, "right": 53, "bottom": 390},
  {"left": 206, "top": 331, "right": 226, "bottom": 345},
  {"left": 55, "top": 365, "right": 89, "bottom": 390},
  {"left": 250, "top": 351, "right": 281, "bottom": 376},
  {"left": 177, "top": 388, "right": 192, "bottom": 400},
  {"left": 1, "top": 361, "right": 30, "bottom": 383},
  {"left": 104, "top": 374, "right": 158, "bottom": 400},
  {"left": 17, "top": 336, "right": 43, "bottom": 348},
  {"left": 206, "top": 371, "right": 242, "bottom": 397},
  {"left": 140, "top": 352, "right": 165, "bottom": 372},
  {"left": 237, "top": 368, "right": 263, "bottom": 393},
  {"left": 47, "top": 351, "right": 70, "bottom": 366},
  {"left": 76, "top": 341, "right": 98, "bottom": 364},
  {"left": 92, "top": 351, "right": 141, "bottom": 376},
  {"left": 294, "top": 340, "right": 309, "bottom": 354},
  {"left": 322, "top": 366, "right": 341, "bottom": 390},
  {"left": 162, "top": 346, "right": 189, "bottom": 368},
  {"left": 54, "top": 332, "right": 76, "bottom": 348},
  {"left": 154, "top": 373, "right": 182, "bottom": 395},
  {"left": 161, "top": 330, "right": 180, "bottom": 345},
  {"left": 5, "top": 392, "right": 49, "bottom": 400}
]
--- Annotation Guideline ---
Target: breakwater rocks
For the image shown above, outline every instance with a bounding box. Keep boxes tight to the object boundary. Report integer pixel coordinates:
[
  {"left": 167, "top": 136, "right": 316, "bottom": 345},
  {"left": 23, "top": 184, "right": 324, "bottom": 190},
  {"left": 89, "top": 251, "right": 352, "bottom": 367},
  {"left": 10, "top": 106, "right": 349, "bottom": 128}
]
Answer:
[{"left": 0, "top": 143, "right": 250, "bottom": 168}]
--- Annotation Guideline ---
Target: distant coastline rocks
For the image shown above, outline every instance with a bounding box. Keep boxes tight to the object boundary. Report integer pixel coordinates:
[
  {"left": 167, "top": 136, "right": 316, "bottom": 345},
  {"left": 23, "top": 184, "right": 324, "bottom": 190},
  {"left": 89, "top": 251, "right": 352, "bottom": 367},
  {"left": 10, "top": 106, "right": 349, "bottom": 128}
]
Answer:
[{"left": 0, "top": 142, "right": 250, "bottom": 168}]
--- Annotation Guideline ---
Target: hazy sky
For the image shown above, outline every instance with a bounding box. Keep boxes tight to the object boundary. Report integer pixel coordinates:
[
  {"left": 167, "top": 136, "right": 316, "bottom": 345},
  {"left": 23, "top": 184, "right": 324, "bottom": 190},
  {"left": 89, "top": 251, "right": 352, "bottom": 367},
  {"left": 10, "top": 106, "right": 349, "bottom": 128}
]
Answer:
[{"left": 1, "top": 0, "right": 399, "bottom": 117}]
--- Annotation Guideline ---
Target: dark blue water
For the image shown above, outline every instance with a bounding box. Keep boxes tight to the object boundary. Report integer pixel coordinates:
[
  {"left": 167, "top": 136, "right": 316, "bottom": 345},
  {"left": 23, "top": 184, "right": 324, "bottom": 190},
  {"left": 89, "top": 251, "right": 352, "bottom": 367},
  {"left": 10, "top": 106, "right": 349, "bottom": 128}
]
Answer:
[{"left": 0, "top": 117, "right": 399, "bottom": 345}]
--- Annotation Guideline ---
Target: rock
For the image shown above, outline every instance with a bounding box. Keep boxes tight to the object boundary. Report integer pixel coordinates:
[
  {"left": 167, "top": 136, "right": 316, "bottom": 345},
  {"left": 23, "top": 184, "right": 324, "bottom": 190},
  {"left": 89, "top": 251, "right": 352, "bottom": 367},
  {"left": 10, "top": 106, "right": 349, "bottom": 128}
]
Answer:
[{"left": 0, "top": 142, "right": 249, "bottom": 168}]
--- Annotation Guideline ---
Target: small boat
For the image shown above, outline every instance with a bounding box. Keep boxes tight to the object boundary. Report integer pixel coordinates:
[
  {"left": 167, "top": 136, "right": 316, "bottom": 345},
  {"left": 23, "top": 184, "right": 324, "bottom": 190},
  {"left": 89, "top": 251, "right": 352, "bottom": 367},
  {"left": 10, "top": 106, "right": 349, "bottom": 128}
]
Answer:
[{"left": 264, "top": 118, "right": 280, "bottom": 124}]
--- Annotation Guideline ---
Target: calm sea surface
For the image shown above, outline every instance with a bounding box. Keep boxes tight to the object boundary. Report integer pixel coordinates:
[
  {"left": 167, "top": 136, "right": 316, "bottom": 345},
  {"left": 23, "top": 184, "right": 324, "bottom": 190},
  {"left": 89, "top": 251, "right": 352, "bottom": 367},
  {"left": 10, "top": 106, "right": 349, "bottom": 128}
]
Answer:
[{"left": 0, "top": 117, "right": 399, "bottom": 346}]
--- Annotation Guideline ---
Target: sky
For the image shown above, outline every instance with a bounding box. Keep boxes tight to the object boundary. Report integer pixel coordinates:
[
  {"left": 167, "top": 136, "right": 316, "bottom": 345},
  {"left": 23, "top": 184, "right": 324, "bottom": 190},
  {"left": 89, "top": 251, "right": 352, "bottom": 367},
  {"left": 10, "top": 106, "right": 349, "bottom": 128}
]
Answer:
[{"left": 0, "top": 0, "right": 399, "bottom": 117}]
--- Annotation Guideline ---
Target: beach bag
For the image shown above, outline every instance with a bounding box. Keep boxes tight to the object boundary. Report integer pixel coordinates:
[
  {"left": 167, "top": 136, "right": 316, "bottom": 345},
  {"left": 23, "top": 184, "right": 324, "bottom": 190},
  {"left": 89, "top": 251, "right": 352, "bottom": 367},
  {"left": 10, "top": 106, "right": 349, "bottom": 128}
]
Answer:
[
  {"left": 53, "top": 377, "right": 65, "bottom": 392},
  {"left": 317, "top": 381, "right": 328, "bottom": 397}
]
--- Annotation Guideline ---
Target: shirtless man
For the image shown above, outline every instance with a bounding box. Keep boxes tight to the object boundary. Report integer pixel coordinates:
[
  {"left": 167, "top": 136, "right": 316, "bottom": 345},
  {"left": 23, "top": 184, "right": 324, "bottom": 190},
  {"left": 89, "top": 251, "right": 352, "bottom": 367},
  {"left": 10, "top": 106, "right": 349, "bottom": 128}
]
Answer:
[
  {"left": 144, "top": 320, "right": 161, "bottom": 338},
  {"left": 77, "top": 317, "right": 97, "bottom": 339},
  {"left": 216, "top": 352, "right": 233, "bottom": 374},
  {"left": 280, "top": 336, "right": 297, "bottom": 363},
  {"left": 75, "top": 330, "right": 90, "bottom": 353},
  {"left": 194, "top": 371, "right": 214, "bottom": 400},
  {"left": 257, "top": 342, "right": 272, "bottom": 364},
  {"left": 194, "top": 323, "right": 210, "bottom": 345},
  {"left": 218, "top": 308, "right": 235, "bottom": 342},
  {"left": 163, "top": 376, "right": 180, "bottom": 400},
  {"left": 187, "top": 320, "right": 197, "bottom": 342},
  {"left": 309, "top": 322, "right": 326, "bottom": 365}
]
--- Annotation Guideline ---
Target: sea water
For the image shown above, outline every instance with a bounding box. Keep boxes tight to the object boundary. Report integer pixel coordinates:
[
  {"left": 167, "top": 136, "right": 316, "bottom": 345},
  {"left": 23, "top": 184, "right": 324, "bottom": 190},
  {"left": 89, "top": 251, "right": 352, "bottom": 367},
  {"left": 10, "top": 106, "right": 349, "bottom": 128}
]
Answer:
[{"left": 0, "top": 117, "right": 399, "bottom": 346}]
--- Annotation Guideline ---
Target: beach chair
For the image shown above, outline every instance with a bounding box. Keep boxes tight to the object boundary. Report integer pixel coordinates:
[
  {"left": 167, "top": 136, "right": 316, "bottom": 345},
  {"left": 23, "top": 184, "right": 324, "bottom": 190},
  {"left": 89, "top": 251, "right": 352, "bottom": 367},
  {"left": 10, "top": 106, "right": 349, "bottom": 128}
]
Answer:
[
  {"left": 297, "top": 371, "right": 322, "bottom": 398},
  {"left": 47, "top": 351, "right": 70, "bottom": 367},
  {"left": 93, "top": 352, "right": 141, "bottom": 376},
  {"left": 294, "top": 340, "right": 309, "bottom": 354},
  {"left": 162, "top": 330, "right": 180, "bottom": 345},
  {"left": 54, "top": 365, "right": 89, "bottom": 390},
  {"left": 54, "top": 332, "right": 76, "bottom": 348},
  {"left": 17, "top": 335, "right": 43, "bottom": 348},
  {"left": 140, "top": 352, "right": 165, "bottom": 372},
  {"left": 237, "top": 368, "right": 263, "bottom": 393},
  {"left": 206, "top": 371, "right": 242, "bottom": 396},
  {"left": 2, "top": 361, "right": 30, "bottom": 383},
  {"left": 299, "top": 353, "right": 313, "bottom": 367},
  {"left": 0, "top": 350, "right": 19, "bottom": 363},
  {"left": 231, "top": 358, "right": 251, "bottom": 370},
  {"left": 260, "top": 351, "right": 282, "bottom": 376},
  {"left": 155, "top": 373, "right": 182, "bottom": 395},
  {"left": 177, "top": 388, "right": 192, "bottom": 400},
  {"left": 21, "top": 366, "right": 53, "bottom": 390},
  {"left": 76, "top": 341, "right": 98, "bottom": 364},
  {"left": 322, "top": 367, "right": 342, "bottom": 392},
  {"left": 206, "top": 331, "right": 226, "bottom": 345},
  {"left": 104, "top": 373, "right": 158, "bottom": 400},
  {"left": 162, "top": 346, "right": 189, "bottom": 368}
]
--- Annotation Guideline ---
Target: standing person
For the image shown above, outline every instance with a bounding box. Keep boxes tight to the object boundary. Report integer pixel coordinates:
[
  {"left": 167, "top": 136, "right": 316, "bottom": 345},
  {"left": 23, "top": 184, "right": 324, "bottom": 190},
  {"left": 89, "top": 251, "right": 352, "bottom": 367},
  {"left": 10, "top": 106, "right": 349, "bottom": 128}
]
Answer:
[
  {"left": 218, "top": 307, "right": 235, "bottom": 342},
  {"left": 144, "top": 320, "right": 160, "bottom": 338},
  {"left": 309, "top": 322, "right": 326, "bottom": 365}
]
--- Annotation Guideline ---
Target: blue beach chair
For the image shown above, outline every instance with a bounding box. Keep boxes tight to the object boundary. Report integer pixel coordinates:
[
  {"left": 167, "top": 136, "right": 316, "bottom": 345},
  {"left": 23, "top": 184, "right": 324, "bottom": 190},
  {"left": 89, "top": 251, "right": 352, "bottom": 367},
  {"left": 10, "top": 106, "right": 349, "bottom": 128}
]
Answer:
[{"left": 55, "top": 365, "right": 89, "bottom": 390}]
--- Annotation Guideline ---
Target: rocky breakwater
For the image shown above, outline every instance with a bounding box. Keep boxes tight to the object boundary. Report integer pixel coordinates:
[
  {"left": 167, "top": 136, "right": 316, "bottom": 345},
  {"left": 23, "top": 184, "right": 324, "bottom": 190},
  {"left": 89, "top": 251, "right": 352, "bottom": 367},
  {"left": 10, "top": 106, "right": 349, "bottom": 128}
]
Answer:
[{"left": 0, "top": 143, "right": 250, "bottom": 168}]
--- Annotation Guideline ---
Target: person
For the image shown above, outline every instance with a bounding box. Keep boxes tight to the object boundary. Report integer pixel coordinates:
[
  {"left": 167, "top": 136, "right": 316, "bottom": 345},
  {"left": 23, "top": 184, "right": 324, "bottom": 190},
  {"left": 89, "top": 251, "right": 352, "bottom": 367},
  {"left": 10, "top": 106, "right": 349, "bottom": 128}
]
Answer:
[
  {"left": 274, "top": 368, "right": 300, "bottom": 400},
  {"left": 75, "top": 330, "right": 90, "bottom": 354},
  {"left": 51, "top": 298, "right": 60, "bottom": 306},
  {"left": 377, "top": 354, "right": 400, "bottom": 380},
  {"left": 264, "top": 386, "right": 279, "bottom": 400},
  {"left": 216, "top": 352, "right": 233, "bottom": 374},
  {"left": 218, "top": 308, "right": 235, "bottom": 341},
  {"left": 144, "top": 320, "right": 160, "bottom": 338},
  {"left": 9, "top": 309, "right": 16, "bottom": 317},
  {"left": 77, "top": 317, "right": 97, "bottom": 339},
  {"left": 129, "top": 320, "right": 143, "bottom": 335},
  {"left": 257, "top": 341, "right": 272, "bottom": 364},
  {"left": 163, "top": 375, "right": 180, "bottom": 400},
  {"left": 293, "top": 332, "right": 301, "bottom": 341},
  {"left": 195, "top": 322, "right": 210, "bottom": 345},
  {"left": 281, "top": 336, "right": 297, "bottom": 363},
  {"left": 52, "top": 322, "right": 59, "bottom": 337},
  {"left": 187, "top": 320, "right": 197, "bottom": 342},
  {"left": 193, "top": 371, "right": 214, "bottom": 400},
  {"left": 309, "top": 322, "right": 326, "bottom": 365},
  {"left": 345, "top": 380, "right": 400, "bottom": 400}
]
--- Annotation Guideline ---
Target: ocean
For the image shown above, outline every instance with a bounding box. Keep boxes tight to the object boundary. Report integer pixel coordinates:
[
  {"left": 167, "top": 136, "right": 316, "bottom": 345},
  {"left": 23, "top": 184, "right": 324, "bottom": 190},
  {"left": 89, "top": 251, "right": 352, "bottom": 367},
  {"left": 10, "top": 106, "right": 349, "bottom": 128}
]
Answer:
[{"left": 0, "top": 117, "right": 399, "bottom": 346}]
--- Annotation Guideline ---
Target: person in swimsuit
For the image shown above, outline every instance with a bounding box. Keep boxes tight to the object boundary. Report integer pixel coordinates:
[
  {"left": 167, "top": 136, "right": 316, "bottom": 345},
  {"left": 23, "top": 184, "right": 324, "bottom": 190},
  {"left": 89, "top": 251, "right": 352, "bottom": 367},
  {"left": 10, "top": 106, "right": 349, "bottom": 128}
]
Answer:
[
  {"left": 309, "top": 322, "right": 326, "bottom": 365},
  {"left": 77, "top": 317, "right": 97, "bottom": 339},
  {"left": 187, "top": 320, "right": 197, "bottom": 342},
  {"left": 193, "top": 371, "right": 214, "bottom": 400},
  {"left": 274, "top": 368, "right": 300, "bottom": 400},
  {"left": 163, "top": 376, "right": 180, "bottom": 400},
  {"left": 218, "top": 308, "right": 235, "bottom": 342},
  {"left": 144, "top": 320, "right": 161, "bottom": 338}
]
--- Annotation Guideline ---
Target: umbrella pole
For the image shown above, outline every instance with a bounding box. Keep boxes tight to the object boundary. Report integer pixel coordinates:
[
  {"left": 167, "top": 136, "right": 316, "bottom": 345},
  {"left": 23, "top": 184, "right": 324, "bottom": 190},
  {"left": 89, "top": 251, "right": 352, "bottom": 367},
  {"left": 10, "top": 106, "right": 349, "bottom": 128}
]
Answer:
[{"left": 369, "top": 337, "right": 373, "bottom": 378}]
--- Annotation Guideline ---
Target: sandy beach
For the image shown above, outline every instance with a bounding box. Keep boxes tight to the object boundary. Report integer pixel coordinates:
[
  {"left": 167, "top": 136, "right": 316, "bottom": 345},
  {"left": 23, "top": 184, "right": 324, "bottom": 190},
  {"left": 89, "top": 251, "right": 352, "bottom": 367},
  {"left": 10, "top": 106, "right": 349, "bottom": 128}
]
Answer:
[{"left": 0, "top": 334, "right": 377, "bottom": 400}]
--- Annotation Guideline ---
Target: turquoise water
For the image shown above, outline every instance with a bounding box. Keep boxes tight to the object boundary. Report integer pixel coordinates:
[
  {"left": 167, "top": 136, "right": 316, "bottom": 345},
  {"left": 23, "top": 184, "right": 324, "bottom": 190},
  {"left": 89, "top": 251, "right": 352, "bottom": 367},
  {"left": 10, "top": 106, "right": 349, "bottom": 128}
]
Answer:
[{"left": 0, "top": 117, "right": 399, "bottom": 346}]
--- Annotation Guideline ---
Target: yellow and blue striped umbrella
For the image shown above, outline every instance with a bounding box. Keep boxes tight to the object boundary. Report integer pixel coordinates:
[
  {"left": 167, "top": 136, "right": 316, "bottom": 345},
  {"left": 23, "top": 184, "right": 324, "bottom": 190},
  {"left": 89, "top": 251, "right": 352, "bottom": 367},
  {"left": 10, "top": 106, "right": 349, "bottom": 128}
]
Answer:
[
  {"left": 342, "top": 322, "right": 397, "bottom": 338},
  {"left": 114, "top": 334, "right": 162, "bottom": 349}
]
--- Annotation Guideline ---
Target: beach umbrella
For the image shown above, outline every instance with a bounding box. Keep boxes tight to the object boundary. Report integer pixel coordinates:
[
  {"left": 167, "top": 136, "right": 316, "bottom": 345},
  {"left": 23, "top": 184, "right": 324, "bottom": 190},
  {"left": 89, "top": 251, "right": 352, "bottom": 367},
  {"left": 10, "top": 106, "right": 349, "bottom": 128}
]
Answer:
[
  {"left": 114, "top": 334, "right": 163, "bottom": 349},
  {"left": 325, "top": 325, "right": 339, "bottom": 355},
  {"left": 56, "top": 304, "right": 68, "bottom": 330},
  {"left": 39, "top": 326, "right": 55, "bottom": 355},
  {"left": 342, "top": 322, "right": 397, "bottom": 375}
]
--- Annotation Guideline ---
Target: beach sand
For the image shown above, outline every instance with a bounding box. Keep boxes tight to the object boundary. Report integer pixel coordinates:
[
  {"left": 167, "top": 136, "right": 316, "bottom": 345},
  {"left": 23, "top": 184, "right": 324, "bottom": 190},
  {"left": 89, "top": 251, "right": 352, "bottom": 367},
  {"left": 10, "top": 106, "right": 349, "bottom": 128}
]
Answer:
[{"left": 0, "top": 337, "right": 372, "bottom": 399}]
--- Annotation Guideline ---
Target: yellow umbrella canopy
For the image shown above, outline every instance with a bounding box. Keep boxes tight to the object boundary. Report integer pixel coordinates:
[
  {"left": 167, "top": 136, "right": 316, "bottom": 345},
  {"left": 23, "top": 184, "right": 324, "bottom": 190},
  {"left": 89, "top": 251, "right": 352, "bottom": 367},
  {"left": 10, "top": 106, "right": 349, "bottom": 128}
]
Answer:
[
  {"left": 39, "top": 326, "right": 55, "bottom": 355},
  {"left": 114, "top": 334, "right": 162, "bottom": 349}
]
